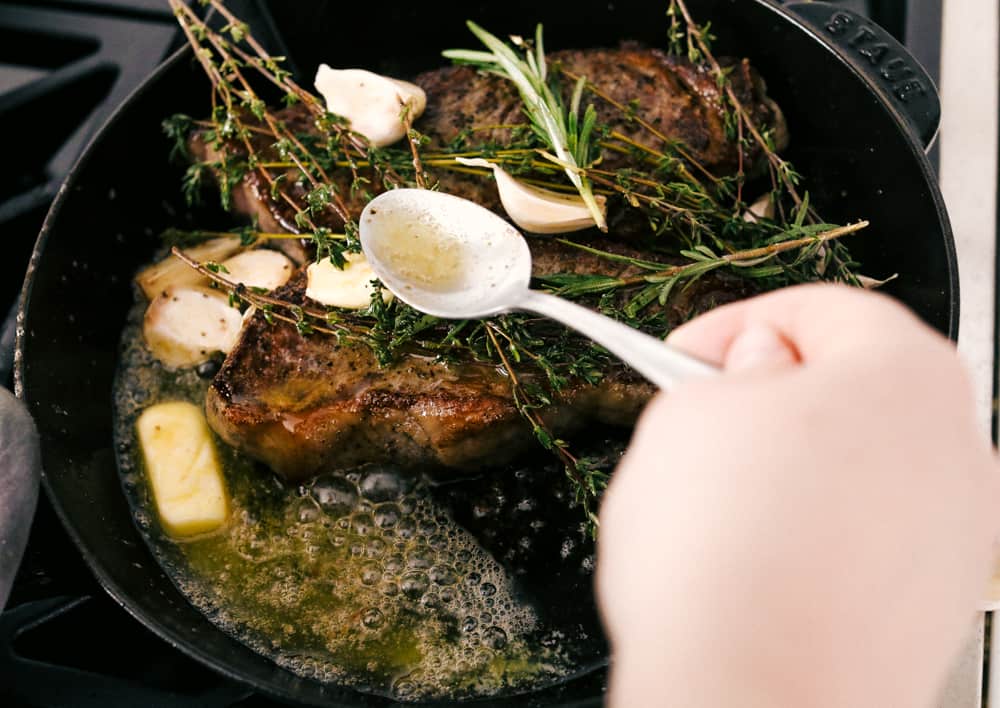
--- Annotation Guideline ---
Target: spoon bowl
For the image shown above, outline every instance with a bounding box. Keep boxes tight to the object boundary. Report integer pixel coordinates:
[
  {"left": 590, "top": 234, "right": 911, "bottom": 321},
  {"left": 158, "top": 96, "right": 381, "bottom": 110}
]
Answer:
[
  {"left": 359, "top": 188, "right": 718, "bottom": 390},
  {"left": 360, "top": 189, "right": 532, "bottom": 318}
]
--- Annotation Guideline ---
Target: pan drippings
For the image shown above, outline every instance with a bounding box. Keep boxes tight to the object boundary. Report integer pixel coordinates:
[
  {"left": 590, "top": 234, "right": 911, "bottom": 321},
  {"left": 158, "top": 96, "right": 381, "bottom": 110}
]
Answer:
[{"left": 113, "top": 302, "right": 606, "bottom": 701}]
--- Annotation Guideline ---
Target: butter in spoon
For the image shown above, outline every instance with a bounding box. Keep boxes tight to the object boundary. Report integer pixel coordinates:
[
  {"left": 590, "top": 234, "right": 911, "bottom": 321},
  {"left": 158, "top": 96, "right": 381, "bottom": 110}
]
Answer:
[{"left": 358, "top": 189, "right": 718, "bottom": 390}]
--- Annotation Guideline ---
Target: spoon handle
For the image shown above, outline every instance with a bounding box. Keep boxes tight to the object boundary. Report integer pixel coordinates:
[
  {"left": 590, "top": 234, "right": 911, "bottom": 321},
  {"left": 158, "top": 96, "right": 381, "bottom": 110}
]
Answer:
[{"left": 517, "top": 290, "right": 719, "bottom": 390}]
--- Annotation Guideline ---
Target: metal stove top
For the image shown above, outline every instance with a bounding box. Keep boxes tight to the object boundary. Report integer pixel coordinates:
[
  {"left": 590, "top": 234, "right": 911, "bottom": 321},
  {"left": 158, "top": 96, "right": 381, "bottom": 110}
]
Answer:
[{"left": 2, "top": 1, "right": 995, "bottom": 707}]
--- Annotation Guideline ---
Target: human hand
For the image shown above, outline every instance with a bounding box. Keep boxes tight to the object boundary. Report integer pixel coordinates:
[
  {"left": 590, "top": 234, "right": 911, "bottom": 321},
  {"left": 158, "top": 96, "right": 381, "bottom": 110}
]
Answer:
[{"left": 595, "top": 284, "right": 1000, "bottom": 708}]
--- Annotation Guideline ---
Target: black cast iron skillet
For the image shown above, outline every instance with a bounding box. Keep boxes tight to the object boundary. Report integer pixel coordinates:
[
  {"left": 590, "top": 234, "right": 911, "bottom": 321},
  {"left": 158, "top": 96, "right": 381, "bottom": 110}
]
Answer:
[{"left": 15, "top": 1, "right": 956, "bottom": 706}]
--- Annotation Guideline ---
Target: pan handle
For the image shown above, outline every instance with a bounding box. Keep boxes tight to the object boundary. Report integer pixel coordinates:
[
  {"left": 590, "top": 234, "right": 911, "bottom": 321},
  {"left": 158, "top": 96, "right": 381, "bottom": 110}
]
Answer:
[{"left": 783, "top": 2, "right": 940, "bottom": 151}]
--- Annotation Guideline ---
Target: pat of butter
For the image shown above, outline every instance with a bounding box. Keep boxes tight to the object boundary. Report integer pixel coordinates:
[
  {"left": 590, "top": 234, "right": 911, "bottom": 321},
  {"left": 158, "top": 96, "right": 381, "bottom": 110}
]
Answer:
[
  {"left": 136, "top": 401, "right": 230, "bottom": 539},
  {"left": 314, "top": 65, "right": 426, "bottom": 147}
]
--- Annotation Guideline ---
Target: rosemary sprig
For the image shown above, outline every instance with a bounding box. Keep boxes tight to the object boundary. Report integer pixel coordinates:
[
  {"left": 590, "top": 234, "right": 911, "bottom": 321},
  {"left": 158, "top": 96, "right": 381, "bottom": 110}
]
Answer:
[{"left": 443, "top": 23, "right": 607, "bottom": 231}]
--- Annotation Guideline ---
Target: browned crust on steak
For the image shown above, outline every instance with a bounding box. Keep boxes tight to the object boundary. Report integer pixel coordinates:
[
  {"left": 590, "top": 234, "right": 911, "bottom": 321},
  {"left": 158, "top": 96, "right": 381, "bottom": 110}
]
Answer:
[
  {"left": 206, "top": 273, "right": 652, "bottom": 482},
  {"left": 206, "top": 236, "right": 752, "bottom": 482},
  {"left": 195, "top": 45, "right": 777, "bottom": 481}
]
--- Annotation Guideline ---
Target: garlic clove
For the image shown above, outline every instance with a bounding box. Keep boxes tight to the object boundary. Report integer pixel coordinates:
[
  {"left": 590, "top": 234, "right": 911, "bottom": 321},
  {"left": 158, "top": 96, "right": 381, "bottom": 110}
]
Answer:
[
  {"left": 135, "top": 237, "right": 243, "bottom": 301},
  {"left": 858, "top": 273, "right": 899, "bottom": 289},
  {"left": 305, "top": 252, "right": 389, "bottom": 309},
  {"left": 314, "top": 65, "right": 426, "bottom": 148},
  {"left": 455, "top": 157, "right": 606, "bottom": 234},
  {"left": 743, "top": 193, "right": 776, "bottom": 223},
  {"left": 143, "top": 286, "right": 244, "bottom": 369},
  {"left": 219, "top": 249, "right": 294, "bottom": 291}
]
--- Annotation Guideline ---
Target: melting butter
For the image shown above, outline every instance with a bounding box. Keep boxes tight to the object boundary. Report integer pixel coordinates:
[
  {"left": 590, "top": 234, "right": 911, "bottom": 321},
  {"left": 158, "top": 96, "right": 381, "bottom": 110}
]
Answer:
[{"left": 377, "top": 220, "right": 466, "bottom": 293}]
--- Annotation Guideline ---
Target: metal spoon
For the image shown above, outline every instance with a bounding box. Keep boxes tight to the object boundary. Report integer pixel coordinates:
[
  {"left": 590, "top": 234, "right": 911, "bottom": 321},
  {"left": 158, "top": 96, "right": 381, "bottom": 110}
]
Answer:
[{"left": 359, "top": 189, "right": 718, "bottom": 390}]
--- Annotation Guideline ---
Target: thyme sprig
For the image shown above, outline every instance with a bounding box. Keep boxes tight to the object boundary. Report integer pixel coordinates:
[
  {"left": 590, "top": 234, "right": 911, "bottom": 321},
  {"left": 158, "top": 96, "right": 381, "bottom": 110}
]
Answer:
[
  {"left": 543, "top": 220, "right": 868, "bottom": 313},
  {"left": 668, "top": 0, "right": 814, "bottom": 221},
  {"left": 167, "top": 0, "right": 418, "bottom": 267}
]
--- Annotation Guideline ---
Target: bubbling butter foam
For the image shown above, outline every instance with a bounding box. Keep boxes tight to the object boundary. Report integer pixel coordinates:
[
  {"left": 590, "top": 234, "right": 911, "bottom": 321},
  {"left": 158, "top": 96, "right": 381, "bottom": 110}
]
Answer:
[{"left": 112, "top": 302, "right": 587, "bottom": 701}]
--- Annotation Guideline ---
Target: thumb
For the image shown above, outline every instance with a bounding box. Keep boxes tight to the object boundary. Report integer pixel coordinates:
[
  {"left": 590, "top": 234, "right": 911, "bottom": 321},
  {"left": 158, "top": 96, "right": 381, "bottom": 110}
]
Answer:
[{"left": 724, "top": 322, "right": 798, "bottom": 373}]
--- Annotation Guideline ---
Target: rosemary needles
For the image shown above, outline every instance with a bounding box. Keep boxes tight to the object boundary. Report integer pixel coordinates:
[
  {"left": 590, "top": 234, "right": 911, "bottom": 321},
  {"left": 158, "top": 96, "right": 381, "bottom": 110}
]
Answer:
[{"left": 444, "top": 23, "right": 607, "bottom": 231}]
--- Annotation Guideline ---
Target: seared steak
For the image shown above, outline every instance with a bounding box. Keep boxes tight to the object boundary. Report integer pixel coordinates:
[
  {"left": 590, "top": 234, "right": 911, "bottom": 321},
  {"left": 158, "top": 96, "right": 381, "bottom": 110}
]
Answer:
[
  {"left": 194, "top": 45, "right": 777, "bottom": 480},
  {"left": 207, "top": 239, "right": 750, "bottom": 482},
  {"left": 208, "top": 292, "right": 652, "bottom": 483},
  {"left": 190, "top": 44, "right": 785, "bottom": 237},
  {"left": 419, "top": 44, "right": 786, "bottom": 173}
]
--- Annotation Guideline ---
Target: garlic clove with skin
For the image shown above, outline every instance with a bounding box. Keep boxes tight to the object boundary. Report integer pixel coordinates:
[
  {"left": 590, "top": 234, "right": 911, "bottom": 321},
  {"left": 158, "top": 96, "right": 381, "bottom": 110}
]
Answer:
[
  {"left": 455, "top": 157, "right": 606, "bottom": 234},
  {"left": 314, "top": 65, "right": 426, "bottom": 148}
]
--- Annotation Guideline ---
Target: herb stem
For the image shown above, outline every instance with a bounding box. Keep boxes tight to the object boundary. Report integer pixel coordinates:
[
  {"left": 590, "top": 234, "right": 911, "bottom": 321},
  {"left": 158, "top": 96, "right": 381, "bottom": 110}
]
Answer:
[
  {"left": 617, "top": 220, "right": 869, "bottom": 286},
  {"left": 560, "top": 67, "right": 720, "bottom": 188},
  {"left": 170, "top": 247, "right": 351, "bottom": 338},
  {"left": 672, "top": 0, "right": 808, "bottom": 215},
  {"left": 483, "top": 325, "right": 594, "bottom": 510}
]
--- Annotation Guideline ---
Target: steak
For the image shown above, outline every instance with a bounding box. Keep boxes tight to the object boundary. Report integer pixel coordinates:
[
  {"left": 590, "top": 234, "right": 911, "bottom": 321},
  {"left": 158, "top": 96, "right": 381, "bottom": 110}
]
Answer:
[
  {"left": 207, "top": 239, "right": 750, "bottom": 482},
  {"left": 190, "top": 44, "right": 786, "bottom": 237},
  {"left": 194, "top": 45, "right": 777, "bottom": 480},
  {"left": 418, "top": 44, "right": 786, "bottom": 173}
]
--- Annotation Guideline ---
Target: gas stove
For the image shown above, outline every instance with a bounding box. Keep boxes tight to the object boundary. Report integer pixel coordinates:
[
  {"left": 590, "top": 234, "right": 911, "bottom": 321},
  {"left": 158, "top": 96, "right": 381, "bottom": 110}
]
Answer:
[{"left": 1, "top": 2, "right": 994, "bottom": 707}]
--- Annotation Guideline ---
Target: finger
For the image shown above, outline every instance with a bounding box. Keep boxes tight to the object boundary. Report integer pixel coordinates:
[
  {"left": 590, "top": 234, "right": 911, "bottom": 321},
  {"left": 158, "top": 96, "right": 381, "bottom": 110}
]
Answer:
[
  {"left": 666, "top": 283, "right": 931, "bottom": 365},
  {"left": 724, "top": 321, "right": 798, "bottom": 372}
]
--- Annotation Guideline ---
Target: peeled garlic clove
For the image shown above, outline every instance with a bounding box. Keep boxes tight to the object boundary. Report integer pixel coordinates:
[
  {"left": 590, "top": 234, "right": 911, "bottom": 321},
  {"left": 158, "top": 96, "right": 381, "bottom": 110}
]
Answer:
[
  {"left": 314, "top": 65, "right": 426, "bottom": 147},
  {"left": 143, "top": 286, "right": 244, "bottom": 369},
  {"left": 743, "top": 193, "right": 776, "bottom": 223},
  {"left": 456, "top": 157, "right": 606, "bottom": 234},
  {"left": 219, "top": 249, "right": 294, "bottom": 291},
  {"left": 135, "top": 237, "right": 243, "bottom": 301},
  {"left": 305, "top": 252, "right": 389, "bottom": 309}
]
